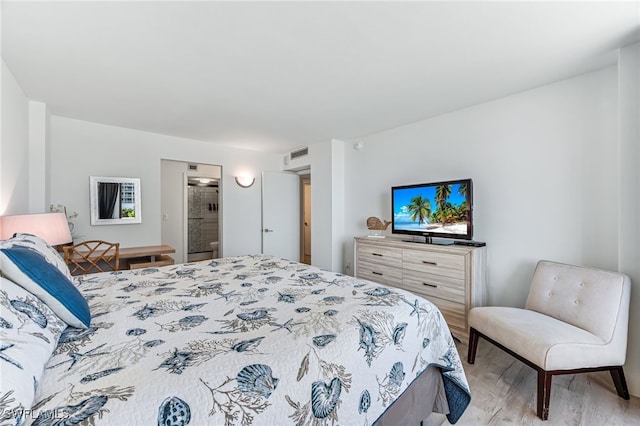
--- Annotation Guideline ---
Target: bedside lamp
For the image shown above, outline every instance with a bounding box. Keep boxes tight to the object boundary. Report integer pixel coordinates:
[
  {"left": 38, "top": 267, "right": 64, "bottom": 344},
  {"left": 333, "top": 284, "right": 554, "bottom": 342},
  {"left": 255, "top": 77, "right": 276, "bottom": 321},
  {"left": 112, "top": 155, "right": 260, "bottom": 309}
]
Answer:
[{"left": 0, "top": 212, "right": 73, "bottom": 246}]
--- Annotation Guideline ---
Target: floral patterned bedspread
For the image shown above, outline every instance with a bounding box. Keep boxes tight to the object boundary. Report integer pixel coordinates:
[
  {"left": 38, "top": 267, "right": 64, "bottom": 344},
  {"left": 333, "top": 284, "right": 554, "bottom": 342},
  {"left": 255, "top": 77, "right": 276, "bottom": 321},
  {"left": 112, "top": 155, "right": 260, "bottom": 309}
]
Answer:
[{"left": 30, "top": 255, "right": 470, "bottom": 425}]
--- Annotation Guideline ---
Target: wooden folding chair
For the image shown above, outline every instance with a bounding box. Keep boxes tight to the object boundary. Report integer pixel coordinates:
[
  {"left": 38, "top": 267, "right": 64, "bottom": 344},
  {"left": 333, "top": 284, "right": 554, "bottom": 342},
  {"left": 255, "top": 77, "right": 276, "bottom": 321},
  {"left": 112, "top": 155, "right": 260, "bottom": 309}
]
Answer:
[{"left": 63, "top": 240, "right": 120, "bottom": 275}]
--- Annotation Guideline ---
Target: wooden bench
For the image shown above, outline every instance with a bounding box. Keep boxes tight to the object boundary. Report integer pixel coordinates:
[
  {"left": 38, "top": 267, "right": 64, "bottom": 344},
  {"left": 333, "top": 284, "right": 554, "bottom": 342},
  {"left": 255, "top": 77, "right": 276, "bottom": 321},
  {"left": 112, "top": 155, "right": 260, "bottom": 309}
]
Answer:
[
  {"left": 66, "top": 244, "right": 176, "bottom": 274},
  {"left": 119, "top": 245, "right": 176, "bottom": 270}
]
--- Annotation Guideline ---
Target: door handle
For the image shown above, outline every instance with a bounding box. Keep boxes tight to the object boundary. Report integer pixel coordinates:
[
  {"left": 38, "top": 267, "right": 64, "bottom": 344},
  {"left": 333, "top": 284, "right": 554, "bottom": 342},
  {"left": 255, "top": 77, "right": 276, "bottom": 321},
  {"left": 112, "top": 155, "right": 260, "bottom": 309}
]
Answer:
[{"left": 263, "top": 228, "right": 274, "bottom": 233}]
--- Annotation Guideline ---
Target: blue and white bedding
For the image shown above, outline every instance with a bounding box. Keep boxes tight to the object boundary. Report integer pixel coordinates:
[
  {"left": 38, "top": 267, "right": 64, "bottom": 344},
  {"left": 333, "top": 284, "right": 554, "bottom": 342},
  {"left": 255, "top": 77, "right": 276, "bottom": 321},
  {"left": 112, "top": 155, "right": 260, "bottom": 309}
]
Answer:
[{"left": 24, "top": 255, "right": 470, "bottom": 425}]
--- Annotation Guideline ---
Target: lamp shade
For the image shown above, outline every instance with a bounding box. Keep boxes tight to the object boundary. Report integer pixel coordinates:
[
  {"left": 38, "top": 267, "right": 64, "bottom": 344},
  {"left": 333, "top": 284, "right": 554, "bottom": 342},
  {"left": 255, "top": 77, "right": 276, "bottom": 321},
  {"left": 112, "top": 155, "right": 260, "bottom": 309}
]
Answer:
[{"left": 0, "top": 212, "right": 73, "bottom": 246}]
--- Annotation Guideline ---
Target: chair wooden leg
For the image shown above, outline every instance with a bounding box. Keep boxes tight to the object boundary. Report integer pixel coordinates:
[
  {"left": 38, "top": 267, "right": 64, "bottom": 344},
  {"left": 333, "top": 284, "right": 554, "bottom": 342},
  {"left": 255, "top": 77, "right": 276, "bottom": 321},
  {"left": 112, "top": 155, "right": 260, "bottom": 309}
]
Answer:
[
  {"left": 467, "top": 327, "right": 479, "bottom": 364},
  {"left": 537, "top": 370, "right": 552, "bottom": 420},
  {"left": 610, "top": 367, "right": 630, "bottom": 400}
]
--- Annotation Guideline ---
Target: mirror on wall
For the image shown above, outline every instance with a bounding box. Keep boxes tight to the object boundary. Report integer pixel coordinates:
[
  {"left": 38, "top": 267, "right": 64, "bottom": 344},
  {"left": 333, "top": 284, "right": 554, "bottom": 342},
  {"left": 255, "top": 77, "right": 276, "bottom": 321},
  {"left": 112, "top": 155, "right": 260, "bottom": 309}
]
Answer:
[{"left": 90, "top": 176, "right": 142, "bottom": 225}]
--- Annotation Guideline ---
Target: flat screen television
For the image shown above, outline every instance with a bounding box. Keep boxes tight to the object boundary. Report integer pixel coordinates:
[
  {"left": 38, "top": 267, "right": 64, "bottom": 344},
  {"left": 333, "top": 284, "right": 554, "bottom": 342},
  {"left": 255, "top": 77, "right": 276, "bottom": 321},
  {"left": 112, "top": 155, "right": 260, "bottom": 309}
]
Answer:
[{"left": 391, "top": 178, "right": 473, "bottom": 242}]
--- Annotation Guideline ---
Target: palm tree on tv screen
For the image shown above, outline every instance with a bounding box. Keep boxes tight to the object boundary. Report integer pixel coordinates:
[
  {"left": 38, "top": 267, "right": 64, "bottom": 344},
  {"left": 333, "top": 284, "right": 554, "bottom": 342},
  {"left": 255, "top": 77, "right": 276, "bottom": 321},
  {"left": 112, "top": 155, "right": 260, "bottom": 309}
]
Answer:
[
  {"left": 457, "top": 183, "right": 469, "bottom": 221},
  {"left": 458, "top": 183, "right": 467, "bottom": 197},
  {"left": 435, "top": 185, "right": 452, "bottom": 210},
  {"left": 438, "top": 202, "right": 458, "bottom": 226},
  {"left": 408, "top": 195, "right": 432, "bottom": 225}
]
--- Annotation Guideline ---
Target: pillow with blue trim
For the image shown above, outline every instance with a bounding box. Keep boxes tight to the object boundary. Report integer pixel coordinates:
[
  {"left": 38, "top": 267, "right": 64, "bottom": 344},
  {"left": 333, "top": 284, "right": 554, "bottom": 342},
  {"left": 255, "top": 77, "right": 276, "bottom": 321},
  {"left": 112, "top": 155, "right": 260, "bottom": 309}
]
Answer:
[
  {"left": 0, "top": 245, "right": 90, "bottom": 329},
  {"left": 0, "top": 277, "right": 67, "bottom": 417},
  {"left": 9, "top": 232, "right": 73, "bottom": 281}
]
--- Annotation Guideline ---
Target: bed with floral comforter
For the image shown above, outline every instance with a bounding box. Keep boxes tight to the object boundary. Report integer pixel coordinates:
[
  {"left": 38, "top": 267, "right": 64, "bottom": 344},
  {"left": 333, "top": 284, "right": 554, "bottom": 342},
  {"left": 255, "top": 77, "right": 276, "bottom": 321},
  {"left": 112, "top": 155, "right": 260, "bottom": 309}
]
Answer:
[{"left": 23, "top": 254, "right": 470, "bottom": 425}]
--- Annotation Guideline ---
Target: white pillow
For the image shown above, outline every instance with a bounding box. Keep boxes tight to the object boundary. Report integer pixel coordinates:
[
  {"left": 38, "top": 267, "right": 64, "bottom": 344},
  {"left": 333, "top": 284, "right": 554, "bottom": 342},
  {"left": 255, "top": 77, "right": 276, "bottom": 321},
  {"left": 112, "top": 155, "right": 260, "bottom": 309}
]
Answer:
[
  {"left": 5, "top": 233, "right": 73, "bottom": 281},
  {"left": 0, "top": 277, "right": 67, "bottom": 419},
  {"left": 0, "top": 245, "right": 91, "bottom": 329}
]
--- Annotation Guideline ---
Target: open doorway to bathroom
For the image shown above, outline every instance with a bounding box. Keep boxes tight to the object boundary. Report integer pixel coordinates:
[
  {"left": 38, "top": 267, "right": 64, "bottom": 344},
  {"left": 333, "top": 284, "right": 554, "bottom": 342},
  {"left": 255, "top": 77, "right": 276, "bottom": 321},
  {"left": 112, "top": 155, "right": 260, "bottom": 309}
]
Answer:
[
  {"left": 160, "top": 160, "right": 222, "bottom": 264},
  {"left": 187, "top": 177, "right": 220, "bottom": 262}
]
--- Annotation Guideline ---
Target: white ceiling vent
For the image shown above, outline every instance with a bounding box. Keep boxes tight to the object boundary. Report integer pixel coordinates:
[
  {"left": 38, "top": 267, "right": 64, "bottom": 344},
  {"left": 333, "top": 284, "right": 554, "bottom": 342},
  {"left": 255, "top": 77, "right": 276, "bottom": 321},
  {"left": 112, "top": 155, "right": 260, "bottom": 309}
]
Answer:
[{"left": 290, "top": 147, "right": 309, "bottom": 160}]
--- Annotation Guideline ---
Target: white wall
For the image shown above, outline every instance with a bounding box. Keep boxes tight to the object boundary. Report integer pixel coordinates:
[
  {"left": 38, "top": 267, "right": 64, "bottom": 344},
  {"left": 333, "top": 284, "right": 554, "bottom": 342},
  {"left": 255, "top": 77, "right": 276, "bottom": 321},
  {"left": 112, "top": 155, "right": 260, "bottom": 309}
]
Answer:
[
  {"left": 28, "top": 101, "right": 50, "bottom": 213},
  {"left": 618, "top": 42, "right": 640, "bottom": 398},
  {"left": 0, "top": 59, "right": 30, "bottom": 215},
  {"left": 343, "top": 67, "right": 618, "bottom": 304},
  {"left": 329, "top": 140, "right": 345, "bottom": 271},
  {"left": 222, "top": 172, "right": 263, "bottom": 257},
  {"left": 49, "top": 116, "right": 281, "bottom": 252}
]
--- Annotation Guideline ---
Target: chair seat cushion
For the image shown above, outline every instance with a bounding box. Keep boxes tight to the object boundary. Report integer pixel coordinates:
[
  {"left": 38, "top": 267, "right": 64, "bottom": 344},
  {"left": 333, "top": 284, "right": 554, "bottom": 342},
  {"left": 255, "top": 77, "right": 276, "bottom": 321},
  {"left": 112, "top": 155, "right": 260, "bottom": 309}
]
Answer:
[{"left": 469, "top": 307, "right": 623, "bottom": 370}]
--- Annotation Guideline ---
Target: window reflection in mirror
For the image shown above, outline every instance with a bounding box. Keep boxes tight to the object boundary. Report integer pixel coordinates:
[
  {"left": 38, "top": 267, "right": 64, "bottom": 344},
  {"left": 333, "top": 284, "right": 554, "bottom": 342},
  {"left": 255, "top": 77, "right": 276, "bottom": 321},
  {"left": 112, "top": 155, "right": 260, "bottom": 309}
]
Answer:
[{"left": 90, "top": 177, "right": 142, "bottom": 225}]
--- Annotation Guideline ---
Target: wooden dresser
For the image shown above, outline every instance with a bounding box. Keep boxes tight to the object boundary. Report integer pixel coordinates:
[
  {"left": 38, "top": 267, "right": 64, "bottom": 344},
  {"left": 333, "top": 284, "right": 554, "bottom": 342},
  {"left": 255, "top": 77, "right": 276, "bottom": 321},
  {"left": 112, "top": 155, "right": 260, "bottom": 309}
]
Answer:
[{"left": 354, "top": 237, "right": 486, "bottom": 344}]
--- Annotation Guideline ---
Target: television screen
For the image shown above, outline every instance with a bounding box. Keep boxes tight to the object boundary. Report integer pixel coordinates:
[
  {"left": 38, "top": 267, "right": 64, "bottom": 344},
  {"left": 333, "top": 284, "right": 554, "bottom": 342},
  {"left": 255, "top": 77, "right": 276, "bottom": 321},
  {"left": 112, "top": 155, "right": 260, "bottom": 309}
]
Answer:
[{"left": 392, "top": 178, "right": 473, "bottom": 240}]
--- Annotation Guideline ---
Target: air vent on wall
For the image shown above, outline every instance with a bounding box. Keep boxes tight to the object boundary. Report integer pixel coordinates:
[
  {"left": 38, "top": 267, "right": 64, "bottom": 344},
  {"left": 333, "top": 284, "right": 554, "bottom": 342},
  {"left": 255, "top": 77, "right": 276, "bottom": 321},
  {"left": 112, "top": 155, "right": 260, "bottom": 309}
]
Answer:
[
  {"left": 188, "top": 164, "right": 198, "bottom": 171},
  {"left": 290, "top": 147, "right": 309, "bottom": 160}
]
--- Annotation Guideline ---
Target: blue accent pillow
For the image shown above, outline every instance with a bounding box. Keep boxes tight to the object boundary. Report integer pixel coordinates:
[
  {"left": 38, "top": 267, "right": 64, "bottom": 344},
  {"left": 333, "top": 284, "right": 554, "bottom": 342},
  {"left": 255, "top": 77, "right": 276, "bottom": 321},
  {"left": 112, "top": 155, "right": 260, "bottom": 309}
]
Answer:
[{"left": 0, "top": 245, "right": 90, "bottom": 328}]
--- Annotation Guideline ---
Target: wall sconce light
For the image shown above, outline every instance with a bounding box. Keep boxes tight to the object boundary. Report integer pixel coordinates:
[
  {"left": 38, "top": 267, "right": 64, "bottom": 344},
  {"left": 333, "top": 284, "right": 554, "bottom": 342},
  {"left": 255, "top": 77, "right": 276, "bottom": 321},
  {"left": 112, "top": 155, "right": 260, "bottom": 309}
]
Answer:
[{"left": 235, "top": 175, "right": 255, "bottom": 188}]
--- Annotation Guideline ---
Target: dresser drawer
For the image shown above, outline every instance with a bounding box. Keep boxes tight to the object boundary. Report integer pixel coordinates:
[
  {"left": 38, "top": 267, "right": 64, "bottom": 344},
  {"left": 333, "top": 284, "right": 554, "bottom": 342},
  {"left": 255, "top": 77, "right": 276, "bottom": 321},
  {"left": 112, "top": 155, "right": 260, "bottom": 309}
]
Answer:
[
  {"left": 356, "top": 260, "right": 402, "bottom": 288},
  {"left": 425, "top": 297, "right": 467, "bottom": 341},
  {"left": 402, "top": 249, "right": 465, "bottom": 279},
  {"left": 403, "top": 269, "right": 465, "bottom": 304},
  {"left": 357, "top": 242, "right": 402, "bottom": 267}
]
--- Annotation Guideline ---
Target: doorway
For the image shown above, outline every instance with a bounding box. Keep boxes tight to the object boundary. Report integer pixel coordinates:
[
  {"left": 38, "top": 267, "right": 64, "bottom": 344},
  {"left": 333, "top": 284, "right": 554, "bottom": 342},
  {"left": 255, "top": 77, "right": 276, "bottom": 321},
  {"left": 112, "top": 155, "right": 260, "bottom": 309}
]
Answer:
[
  {"left": 160, "top": 160, "right": 222, "bottom": 264},
  {"left": 300, "top": 174, "right": 311, "bottom": 265},
  {"left": 187, "top": 177, "right": 220, "bottom": 262}
]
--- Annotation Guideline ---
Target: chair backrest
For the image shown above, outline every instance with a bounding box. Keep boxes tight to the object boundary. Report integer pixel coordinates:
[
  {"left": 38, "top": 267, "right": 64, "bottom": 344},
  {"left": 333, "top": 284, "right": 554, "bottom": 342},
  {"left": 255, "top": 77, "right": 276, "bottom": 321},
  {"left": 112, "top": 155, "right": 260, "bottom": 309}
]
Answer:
[
  {"left": 525, "top": 260, "right": 631, "bottom": 344},
  {"left": 63, "top": 240, "right": 120, "bottom": 275}
]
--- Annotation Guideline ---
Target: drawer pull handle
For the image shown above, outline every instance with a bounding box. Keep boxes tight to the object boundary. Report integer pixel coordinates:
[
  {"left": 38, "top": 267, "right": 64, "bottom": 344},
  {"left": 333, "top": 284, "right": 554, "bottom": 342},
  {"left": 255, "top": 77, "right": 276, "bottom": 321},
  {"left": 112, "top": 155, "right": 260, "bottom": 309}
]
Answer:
[
  {"left": 422, "top": 260, "right": 437, "bottom": 265},
  {"left": 372, "top": 271, "right": 383, "bottom": 276},
  {"left": 422, "top": 282, "right": 438, "bottom": 288},
  {"left": 372, "top": 253, "right": 383, "bottom": 257}
]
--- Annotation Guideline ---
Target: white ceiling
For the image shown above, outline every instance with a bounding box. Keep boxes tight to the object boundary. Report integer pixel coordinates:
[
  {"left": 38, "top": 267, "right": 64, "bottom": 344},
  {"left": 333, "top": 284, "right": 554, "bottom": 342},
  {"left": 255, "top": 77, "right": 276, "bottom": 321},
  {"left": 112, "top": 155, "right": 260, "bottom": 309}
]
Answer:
[{"left": 2, "top": 1, "right": 638, "bottom": 153}]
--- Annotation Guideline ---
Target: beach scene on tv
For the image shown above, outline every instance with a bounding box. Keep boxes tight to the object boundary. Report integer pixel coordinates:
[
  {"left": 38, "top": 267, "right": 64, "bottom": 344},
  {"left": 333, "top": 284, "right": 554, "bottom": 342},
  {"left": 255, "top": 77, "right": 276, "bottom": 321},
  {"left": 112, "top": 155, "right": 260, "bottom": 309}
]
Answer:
[{"left": 393, "top": 182, "right": 470, "bottom": 235}]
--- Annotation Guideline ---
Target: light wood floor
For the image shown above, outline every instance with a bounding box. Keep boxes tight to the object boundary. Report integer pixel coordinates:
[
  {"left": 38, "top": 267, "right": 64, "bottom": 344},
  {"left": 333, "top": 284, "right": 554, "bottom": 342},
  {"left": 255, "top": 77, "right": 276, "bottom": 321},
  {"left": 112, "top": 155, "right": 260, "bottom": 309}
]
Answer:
[{"left": 426, "top": 340, "right": 640, "bottom": 425}]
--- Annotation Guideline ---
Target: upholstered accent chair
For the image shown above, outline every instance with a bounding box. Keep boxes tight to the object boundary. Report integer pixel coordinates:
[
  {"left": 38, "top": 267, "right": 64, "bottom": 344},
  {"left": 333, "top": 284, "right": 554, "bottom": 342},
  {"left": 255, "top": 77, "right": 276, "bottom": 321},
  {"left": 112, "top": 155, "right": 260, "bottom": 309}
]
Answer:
[{"left": 467, "top": 260, "right": 631, "bottom": 420}]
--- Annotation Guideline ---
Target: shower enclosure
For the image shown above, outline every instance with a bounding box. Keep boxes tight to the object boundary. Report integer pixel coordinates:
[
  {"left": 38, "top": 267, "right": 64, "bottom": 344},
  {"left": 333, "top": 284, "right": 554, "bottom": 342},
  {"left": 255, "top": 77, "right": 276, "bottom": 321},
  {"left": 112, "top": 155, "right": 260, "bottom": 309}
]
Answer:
[{"left": 187, "top": 178, "right": 219, "bottom": 261}]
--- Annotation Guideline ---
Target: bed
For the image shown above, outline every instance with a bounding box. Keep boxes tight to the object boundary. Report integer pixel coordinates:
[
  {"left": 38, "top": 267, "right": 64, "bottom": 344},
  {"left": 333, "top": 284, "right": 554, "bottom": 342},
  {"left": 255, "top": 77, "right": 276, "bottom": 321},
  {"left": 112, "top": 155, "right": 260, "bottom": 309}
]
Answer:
[{"left": 0, "top": 235, "right": 470, "bottom": 425}]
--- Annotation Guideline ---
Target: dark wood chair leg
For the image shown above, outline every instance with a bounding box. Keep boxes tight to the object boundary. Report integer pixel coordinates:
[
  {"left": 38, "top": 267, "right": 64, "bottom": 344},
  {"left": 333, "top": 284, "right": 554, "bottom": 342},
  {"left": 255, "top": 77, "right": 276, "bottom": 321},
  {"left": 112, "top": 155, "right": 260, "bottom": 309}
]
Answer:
[
  {"left": 610, "top": 366, "right": 630, "bottom": 400},
  {"left": 467, "top": 327, "right": 479, "bottom": 364},
  {"left": 537, "top": 370, "right": 552, "bottom": 420}
]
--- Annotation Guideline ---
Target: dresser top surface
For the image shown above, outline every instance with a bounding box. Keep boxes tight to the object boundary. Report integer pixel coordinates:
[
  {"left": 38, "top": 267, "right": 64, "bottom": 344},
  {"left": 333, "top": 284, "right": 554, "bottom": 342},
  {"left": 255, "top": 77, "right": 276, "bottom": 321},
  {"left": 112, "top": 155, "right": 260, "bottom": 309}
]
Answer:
[{"left": 354, "top": 236, "right": 484, "bottom": 254}]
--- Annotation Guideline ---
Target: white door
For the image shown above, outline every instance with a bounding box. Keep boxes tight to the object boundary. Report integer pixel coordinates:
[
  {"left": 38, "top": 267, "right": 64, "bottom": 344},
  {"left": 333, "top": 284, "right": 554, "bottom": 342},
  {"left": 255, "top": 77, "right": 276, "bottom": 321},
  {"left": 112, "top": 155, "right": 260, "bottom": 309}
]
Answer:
[{"left": 262, "top": 171, "right": 300, "bottom": 261}]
